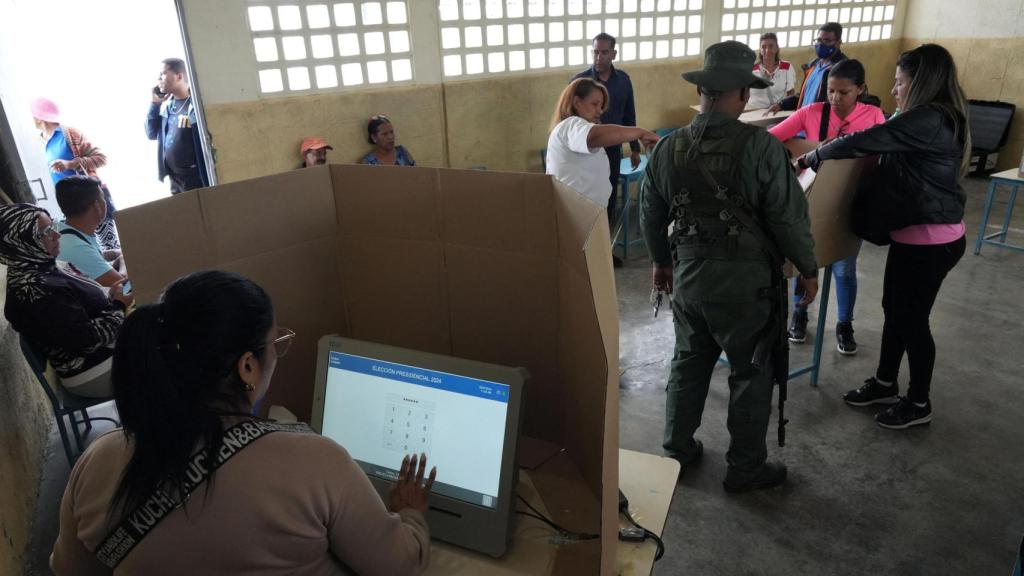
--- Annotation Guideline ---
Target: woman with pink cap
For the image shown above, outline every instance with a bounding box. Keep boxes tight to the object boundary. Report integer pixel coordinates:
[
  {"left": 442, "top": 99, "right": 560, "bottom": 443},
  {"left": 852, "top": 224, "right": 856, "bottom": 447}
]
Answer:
[{"left": 30, "top": 97, "right": 120, "bottom": 251}]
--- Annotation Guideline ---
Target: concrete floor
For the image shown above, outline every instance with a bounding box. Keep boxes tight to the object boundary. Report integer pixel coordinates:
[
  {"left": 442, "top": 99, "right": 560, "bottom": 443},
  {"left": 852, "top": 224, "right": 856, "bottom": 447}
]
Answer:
[{"left": 23, "top": 175, "right": 1024, "bottom": 575}]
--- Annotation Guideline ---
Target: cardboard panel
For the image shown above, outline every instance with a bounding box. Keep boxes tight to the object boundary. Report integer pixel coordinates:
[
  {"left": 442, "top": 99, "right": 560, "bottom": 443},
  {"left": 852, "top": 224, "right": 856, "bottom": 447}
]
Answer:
[
  {"left": 115, "top": 192, "right": 212, "bottom": 305},
  {"left": 551, "top": 180, "right": 604, "bottom": 272},
  {"left": 337, "top": 235, "right": 451, "bottom": 357},
  {"left": 115, "top": 164, "right": 617, "bottom": 574},
  {"left": 804, "top": 158, "right": 871, "bottom": 267},
  {"left": 783, "top": 139, "right": 867, "bottom": 268},
  {"left": 438, "top": 171, "right": 558, "bottom": 256},
  {"left": 583, "top": 228, "right": 621, "bottom": 576},
  {"left": 219, "top": 239, "right": 347, "bottom": 420},
  {"left": 333, "top": 164, "right": 442, "bottom": 242},
  {"left": 200, "top": 167, "right": 337, "bottom": 263},
  {"left": 444, "top": 245, "right": 560, "bottom": 441}
]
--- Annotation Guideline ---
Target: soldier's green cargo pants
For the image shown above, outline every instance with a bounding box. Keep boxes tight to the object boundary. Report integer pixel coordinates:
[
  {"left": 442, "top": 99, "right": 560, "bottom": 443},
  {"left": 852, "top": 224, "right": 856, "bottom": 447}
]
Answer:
[{"left": 663, "top": 295, "right": 774, "bottom": 481}]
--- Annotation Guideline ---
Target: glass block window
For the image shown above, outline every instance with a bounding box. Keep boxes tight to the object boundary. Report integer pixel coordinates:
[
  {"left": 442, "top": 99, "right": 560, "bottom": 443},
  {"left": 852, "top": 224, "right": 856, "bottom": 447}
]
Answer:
[
  {"left": 246, "top": 1, "right": 413, "bottom": 93},
  {"left": 438, "top": 0, "right": 705, "bottom": 78},
  {"left": 720, "top": 0, "right": 895, "bottom": 51}
]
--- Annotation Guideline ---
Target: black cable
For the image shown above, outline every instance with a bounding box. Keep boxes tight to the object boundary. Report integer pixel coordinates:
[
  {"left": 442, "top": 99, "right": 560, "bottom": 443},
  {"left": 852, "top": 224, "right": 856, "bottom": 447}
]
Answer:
[
  {"left": 515, "top": 494, "right": 599, "bottom": 541},
  {"left": 621, "top": 507, "right": 665, "bottom": 561}
]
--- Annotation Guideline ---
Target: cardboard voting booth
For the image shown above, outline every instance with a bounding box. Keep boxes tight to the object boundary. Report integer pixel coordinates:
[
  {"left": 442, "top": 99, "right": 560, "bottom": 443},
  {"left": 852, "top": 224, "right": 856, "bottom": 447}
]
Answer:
[
  {"left": 784, "top": 139, "right": 869, "bottom": 268},
  {"left": 115, "top": 165, "right": 621, "bottom": 575}
]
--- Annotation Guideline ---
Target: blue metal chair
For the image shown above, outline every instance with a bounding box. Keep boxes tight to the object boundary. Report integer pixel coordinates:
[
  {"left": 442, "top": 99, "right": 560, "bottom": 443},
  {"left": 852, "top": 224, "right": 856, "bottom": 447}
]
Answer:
[
  {"left": 613, "top": 155, "right": 650, "bottom": 259},
  {"left": 19, "top": 334, "right": 119, "bottom": 467}
]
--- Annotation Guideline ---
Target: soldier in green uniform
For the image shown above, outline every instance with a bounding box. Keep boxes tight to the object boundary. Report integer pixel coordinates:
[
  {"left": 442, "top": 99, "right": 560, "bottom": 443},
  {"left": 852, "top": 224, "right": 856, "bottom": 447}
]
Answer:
[{"left": 640, "top": 41, "right": 820, "bottom": 493}]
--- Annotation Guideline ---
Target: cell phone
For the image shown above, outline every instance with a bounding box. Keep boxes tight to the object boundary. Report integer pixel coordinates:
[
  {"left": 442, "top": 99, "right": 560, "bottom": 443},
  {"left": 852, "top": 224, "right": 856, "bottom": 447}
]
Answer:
[
  {"left": 122, "top": 280, "right": 133, "bottom": 295},
  {"left": 152, "top": 85, "right": 167, "bottom": 97}
]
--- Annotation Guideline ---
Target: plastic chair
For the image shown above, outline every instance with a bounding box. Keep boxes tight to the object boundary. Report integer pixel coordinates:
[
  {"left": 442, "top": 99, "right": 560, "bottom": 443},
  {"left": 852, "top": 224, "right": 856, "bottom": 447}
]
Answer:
[{"left": 19, "top": 334, "right": 119, "bottom": 467}]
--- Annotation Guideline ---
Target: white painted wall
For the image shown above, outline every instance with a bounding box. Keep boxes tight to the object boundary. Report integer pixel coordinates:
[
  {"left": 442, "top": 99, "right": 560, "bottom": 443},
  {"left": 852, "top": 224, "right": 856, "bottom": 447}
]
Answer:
[
  {"left": 903, "top": 0, "right": 1024, "bottom": 39},
  {"left": 180, "top": 0, "right": 443, "bottom": 105}
]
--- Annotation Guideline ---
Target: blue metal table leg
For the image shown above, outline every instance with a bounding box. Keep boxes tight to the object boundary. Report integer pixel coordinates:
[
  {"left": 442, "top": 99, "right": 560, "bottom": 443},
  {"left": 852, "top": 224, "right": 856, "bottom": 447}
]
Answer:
[
  {"left": 975, "top": 180, "right": 999, "bottom": 255},
  {"left": 809, "top": 265, "right": 832, "bottom": 388},
  {"left": 999, "top": 184, "right": 1020, "bottom": 242}
]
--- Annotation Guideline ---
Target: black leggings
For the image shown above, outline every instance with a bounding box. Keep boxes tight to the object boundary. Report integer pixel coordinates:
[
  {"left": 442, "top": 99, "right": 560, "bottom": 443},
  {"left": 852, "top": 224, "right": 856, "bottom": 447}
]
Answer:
[{"left": 876, "top": 236, "right": 965, "bottom": 403}]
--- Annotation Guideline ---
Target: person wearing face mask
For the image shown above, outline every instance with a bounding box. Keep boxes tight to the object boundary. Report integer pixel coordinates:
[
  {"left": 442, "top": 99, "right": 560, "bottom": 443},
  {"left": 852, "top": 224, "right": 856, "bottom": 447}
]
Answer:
[
  {"left": 0, "top": 203, "right": 133, "bottom": 398},
  {"left": 767, "top": 22, "right": 847, "bottom": 114},
  {"left": 545, "top": 78, "right": 659, "bottom": 210},
  {"left": 29, "top": 97, "right": 121, "bottom": 251},
  {"left": 50, "top": 271, "right": 435, "bottom": 575},
  {"left": 768, "top": 59, "right": 885, "bottom": 353}
]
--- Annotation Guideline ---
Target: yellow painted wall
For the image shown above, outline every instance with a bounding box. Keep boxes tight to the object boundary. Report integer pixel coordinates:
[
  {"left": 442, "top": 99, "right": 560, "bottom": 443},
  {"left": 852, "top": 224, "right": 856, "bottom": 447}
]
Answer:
[
  {"left": 0, "top": 265, "right": 51, "bottom": 576},
  {"left": 901, "top": 37, "right": 1024, "bottom": 172},
  {"left": 204, "top": 39, "right": 903, "bottom": 183}
]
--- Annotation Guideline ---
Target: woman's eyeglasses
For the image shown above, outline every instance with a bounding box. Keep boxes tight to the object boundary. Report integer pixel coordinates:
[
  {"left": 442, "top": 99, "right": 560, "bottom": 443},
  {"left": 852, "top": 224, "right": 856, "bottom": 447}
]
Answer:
[
  {"left": 264, "top": 327, "right": 296, "bottom": 358},
  {"left": 33, "top": 223, "right": 59, "bottom": 241}
]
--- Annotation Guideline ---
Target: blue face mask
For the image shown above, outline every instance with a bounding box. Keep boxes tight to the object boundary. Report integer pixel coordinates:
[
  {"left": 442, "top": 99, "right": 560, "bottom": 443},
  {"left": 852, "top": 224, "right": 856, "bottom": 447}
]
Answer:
[{"left": 815, "top": 43, "right": 837, "bottom": 59}]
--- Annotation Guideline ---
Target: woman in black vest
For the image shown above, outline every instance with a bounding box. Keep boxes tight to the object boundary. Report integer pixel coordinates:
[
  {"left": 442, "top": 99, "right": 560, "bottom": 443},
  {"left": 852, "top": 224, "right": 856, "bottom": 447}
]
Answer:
[{"left": 799, "top": 44, "right": 969, "bottom": 429}]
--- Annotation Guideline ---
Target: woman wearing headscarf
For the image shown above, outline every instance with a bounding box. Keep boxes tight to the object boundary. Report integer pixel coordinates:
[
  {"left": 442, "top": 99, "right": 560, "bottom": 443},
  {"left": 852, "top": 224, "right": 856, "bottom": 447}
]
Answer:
[
  {"left": 30, "top": 97, "right": 121, "bottom": 251},
  {"left": 1, "top": 203, "right": 133, "bottom": 397}
]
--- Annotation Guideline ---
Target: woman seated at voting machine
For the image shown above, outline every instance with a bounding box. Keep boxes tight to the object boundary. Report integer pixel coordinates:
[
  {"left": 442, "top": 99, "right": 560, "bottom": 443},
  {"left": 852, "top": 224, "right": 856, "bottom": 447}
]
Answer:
[{"left": 51, "top": 270, "right": 437, "bottom": 575}]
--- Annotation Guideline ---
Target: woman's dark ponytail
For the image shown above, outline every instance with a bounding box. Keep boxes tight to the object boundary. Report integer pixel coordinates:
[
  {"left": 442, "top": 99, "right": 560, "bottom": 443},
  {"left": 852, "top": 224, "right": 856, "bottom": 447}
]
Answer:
[{"left": 110, "top": 271, "right": 273, "bottom": 518}]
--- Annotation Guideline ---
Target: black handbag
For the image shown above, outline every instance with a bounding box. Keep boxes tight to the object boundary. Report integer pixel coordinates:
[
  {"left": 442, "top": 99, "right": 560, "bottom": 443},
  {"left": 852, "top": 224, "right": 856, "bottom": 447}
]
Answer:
[{"left": 849, "top": 161, "right": 893, "bottom": 246}]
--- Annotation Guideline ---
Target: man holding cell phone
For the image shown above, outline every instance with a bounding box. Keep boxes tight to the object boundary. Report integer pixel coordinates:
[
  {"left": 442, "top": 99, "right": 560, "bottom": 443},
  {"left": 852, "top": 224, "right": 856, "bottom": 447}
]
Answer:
[{"left": 145, "top": 57, "right": 209, "bottom": 194}]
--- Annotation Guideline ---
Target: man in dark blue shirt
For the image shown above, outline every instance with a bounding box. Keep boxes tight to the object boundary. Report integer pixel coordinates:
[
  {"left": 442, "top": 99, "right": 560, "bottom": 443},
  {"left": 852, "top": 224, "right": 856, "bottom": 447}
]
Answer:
[
  {"left": 572, "top": 33, "right": 641, "bottom": 265},
  {"left": 145, "top": 58, "right": 210, "bottom": 195}
]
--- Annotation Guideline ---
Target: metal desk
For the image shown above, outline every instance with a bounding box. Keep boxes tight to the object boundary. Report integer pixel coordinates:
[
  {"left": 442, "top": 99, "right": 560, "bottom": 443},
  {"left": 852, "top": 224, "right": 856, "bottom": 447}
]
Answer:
[{"left": 974, "top": 168, "right": 1024, "bottom": 255}]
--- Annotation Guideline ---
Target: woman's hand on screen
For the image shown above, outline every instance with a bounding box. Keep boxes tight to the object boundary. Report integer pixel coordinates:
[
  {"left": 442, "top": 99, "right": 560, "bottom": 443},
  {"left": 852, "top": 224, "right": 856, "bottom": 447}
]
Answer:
[{"left": 389, "top": 453, "right": 437, "bottom": 514}]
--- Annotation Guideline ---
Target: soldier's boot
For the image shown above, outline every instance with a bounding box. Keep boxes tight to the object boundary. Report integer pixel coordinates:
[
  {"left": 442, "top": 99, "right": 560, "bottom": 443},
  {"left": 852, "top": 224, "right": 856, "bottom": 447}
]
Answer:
[{"left": 723, "top": 461, "right": 787, "bottom": 493}]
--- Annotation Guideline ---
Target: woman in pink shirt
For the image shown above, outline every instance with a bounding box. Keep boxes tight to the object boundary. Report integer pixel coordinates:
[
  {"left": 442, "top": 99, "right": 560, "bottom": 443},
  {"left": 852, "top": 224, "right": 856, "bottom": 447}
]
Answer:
[
  {"left": 798, "top": 45, "right": 969, "bottom": 430},
  {"left": 769, "top": 59, "right": 885, "bottom": 356}
]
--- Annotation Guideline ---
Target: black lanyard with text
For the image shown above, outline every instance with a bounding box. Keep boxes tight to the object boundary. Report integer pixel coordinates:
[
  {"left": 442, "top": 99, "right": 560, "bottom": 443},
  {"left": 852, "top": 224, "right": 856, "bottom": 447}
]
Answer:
[{"left": 94, "top": 419, "right": 313, "bottom": 569}]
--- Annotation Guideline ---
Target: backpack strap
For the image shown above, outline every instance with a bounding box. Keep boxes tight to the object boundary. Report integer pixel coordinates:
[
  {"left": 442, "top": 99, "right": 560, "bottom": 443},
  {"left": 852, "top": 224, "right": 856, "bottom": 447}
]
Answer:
[
  {"left": 60, "top": 227, "right": 92, "bottom": 244},
  {"left": 818, "top": 103, "right": 832, "bottom": 142}
]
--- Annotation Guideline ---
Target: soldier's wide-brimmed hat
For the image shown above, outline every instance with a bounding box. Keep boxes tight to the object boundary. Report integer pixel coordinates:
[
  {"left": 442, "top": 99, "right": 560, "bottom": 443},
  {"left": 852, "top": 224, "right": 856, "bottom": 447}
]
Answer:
[{"left": 682, "top": 40, "right": 772, "bottom": 91}]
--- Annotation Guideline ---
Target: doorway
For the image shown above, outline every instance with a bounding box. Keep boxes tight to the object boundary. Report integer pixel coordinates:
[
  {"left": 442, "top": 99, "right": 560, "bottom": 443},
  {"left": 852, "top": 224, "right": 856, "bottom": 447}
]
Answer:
[{"left": 0, "top": 0, "right": 206, "bottom": 217}]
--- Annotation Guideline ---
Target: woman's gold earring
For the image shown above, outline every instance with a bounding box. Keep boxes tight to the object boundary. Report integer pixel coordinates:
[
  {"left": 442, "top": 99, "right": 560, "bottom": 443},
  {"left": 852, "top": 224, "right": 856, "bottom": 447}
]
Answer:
[{"left": 245, "top": 383, "right": 255, "bottom": 392}]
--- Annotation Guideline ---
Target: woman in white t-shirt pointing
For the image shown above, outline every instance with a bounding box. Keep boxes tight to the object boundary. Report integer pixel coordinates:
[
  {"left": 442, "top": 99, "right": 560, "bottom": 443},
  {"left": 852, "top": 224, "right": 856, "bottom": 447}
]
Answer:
[{"left": 545, "top": 78, "right": 659, "bottom": 208}]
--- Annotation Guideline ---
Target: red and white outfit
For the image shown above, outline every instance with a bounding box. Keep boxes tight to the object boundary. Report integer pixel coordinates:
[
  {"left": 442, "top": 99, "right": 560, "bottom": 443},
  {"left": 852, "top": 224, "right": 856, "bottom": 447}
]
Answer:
[{"left": 748, "top": 60, "right": 796, "bottom": 110}]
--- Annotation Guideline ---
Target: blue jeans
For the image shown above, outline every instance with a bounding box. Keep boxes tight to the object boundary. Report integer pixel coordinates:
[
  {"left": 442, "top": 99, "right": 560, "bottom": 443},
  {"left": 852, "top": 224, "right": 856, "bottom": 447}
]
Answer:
[{"left": 793, "top": 253, "right": 859, "bottom": 323}]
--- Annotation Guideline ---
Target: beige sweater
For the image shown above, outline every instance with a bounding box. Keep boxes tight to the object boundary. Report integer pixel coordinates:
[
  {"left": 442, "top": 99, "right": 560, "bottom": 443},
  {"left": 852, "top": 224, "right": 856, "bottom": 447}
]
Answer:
[{"left": 51, "top": 428, "right": 430, "bottom": 575}]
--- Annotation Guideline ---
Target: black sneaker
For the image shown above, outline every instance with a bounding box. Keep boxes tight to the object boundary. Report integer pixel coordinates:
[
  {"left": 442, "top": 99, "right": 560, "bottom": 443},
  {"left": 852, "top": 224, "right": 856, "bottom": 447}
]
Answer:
[
  {"left": 876, "top": 397, "right": 932, "bottom": 429},
  {"left": 788, "top": 311, "right": 808, "bottom": 343},
  {"left": 836, "top": 322, "right": 858, "bottom": 355},
  {"left": 723, "top": 461, "right": 787, "bottom": 493},
  {"left": 843, "top": 377, "right": 899, "bottom": 406}
]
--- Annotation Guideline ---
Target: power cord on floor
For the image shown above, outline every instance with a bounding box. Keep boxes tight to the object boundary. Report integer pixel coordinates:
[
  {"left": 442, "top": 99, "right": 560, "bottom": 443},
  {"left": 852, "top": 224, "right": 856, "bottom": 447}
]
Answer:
[
  {"left": 515, "top": 493, "right": 600, "bottom": 542},
  {"left": 618, "top": 489, "right": 665, "bottom": 561}
]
